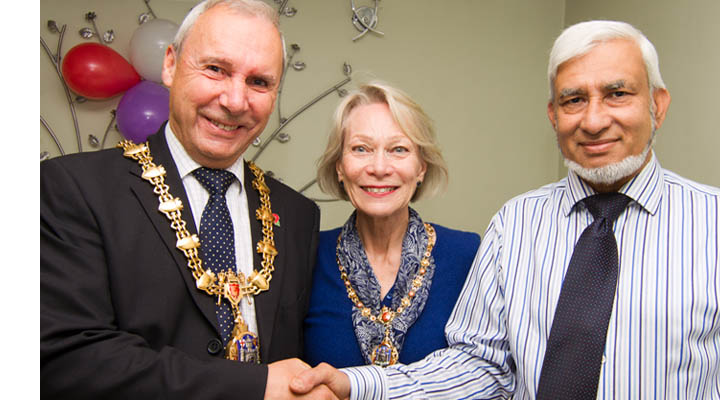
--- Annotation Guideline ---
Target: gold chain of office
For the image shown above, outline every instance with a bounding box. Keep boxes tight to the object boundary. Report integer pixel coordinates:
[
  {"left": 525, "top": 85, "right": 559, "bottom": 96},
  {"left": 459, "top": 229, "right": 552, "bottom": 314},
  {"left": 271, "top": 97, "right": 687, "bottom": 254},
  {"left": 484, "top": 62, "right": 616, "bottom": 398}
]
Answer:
[
  {"left": 118, "top": 140, "right": 278, "bottom": 361},
  {"left": 336, "top": 223, "right": 436, "bottom": 367}
]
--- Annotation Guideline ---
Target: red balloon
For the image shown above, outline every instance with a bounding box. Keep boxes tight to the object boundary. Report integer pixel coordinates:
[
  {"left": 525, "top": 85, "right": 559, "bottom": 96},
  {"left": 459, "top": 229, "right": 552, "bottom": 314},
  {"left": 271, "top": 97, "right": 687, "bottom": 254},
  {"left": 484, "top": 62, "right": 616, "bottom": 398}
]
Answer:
[{"left": 61, "top": 43, "right": 141, "bottom": 100}]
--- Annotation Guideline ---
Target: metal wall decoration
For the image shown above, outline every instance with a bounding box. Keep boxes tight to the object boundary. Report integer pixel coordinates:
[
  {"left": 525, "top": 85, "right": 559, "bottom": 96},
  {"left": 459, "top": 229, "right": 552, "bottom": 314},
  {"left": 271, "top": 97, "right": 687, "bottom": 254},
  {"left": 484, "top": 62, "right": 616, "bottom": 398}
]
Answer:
[
  {"left": 244, "top": 0, "right": 354, "bottom": 202},
  {"left": 41, "top": 0, "right": 354, "bottom": 203},
  {"left": 41, "top": 12, "right": 119, "bottom": 158},
  {"left": 41, "top": 5, "right": 150, "bottom": 159},
  {"left": 350, "top": 0, "right": 384, "bottom": 42},
  {"left": 276, "top": 0, "right": 297, "bottom": 18},
  {"left": 138, "top": 0, "right": 158, "bottom": 24}
]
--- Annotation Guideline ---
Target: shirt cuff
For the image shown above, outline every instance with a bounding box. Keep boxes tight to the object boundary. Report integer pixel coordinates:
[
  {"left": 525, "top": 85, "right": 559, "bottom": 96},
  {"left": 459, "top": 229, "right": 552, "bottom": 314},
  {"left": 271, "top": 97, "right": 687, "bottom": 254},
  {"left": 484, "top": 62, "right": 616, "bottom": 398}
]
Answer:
[{"left": 341, "top": 365, "right": 388, "bottom": 400}]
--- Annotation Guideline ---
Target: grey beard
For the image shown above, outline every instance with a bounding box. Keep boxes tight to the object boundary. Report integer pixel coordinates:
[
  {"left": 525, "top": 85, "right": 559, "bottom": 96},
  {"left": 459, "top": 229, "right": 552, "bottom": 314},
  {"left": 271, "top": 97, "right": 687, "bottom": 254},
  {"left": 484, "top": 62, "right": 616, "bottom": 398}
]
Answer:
[{"left": 564, "top": 137, "right": 654, "bottom": 186}]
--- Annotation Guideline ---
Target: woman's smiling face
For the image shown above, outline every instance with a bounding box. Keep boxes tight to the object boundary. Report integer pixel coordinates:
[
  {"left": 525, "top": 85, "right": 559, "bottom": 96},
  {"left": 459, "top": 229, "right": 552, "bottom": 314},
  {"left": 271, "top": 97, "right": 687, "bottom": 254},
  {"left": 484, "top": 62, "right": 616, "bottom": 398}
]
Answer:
[{"left": 336, "top": 102, "right": 427, "bottom": 222}]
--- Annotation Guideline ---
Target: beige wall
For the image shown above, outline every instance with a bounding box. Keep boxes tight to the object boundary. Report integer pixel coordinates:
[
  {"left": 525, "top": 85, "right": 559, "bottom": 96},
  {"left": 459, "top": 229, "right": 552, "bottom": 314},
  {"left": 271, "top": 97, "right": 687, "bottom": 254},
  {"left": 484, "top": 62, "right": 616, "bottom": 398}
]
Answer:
[
  {"left": 273, "top": 0, "right": 564, "bottom": 233},
  {"left": 40, "top": 0, "right": 718, "bottom": 236}
]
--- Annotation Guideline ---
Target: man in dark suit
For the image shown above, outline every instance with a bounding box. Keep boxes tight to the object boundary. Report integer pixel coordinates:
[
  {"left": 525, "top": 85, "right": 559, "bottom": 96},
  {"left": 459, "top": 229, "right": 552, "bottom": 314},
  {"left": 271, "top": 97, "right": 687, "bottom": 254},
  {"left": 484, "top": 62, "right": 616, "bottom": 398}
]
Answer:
[{"left": 41, "top": 1, "right": 331, "bottom": 398}]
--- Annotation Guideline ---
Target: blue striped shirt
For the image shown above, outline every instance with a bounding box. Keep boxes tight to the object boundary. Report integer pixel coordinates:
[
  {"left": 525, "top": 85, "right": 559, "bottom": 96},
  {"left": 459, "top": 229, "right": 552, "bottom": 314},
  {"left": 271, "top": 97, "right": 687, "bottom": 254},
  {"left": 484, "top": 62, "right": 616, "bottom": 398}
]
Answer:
[{"left": 344, "top": 154, "right": 720, "bottom": 399}]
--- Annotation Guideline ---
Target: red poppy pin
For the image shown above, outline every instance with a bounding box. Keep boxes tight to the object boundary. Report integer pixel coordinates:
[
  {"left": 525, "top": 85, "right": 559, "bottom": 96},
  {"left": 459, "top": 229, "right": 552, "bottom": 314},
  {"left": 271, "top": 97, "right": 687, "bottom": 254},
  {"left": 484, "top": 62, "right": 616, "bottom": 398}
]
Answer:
[{"left": 273, "top": 213, "right": 280, "bottom": 227}]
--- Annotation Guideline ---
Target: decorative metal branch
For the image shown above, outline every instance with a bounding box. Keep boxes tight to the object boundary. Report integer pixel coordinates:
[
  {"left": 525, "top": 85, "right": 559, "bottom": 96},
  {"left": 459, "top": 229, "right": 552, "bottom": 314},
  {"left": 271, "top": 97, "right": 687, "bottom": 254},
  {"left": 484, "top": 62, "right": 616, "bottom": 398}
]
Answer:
[
  {"left": 251, "top": 68, "right": 352, "bottom": 163},
  {"left": 277, "top": 0, "right": 289, "bottom": 15},
  {"left": 276, "top": 43, "right": 301, "bottom": 126},
  {"left": 250, "top": 45, "right": 352, "bottom": 203},
  {"left": 40, "top": 115, "right": 65, "bottom": 156},
  {"left": 297, "top": 179, "right": 315, "bottom": 194},
  {"left": 46, "top": 20, "right": 62, "bottom": 60},
  {"left": 298, "top": 178, "right": 344, "bottom": 202},
  {"left": 83, "top": 12, "right": 101, "bottom": 43},
  {"left": 297, "top": 64, "right": 353, "bottom": 201},
  {"left": 41, "top": 8, "right": 125, "bottom": 160},
  {"left": 276, "top": 0, "right": 297, "bottom": 17},
  {"left": 99, "top": 110, "right": 118, "bottom": 149},
  {"left": 82, "top": 12, "right": 115, "bottom": 43},
  {"left": 139, "top": 0, "right": 158, "bottom": 24},
  {"left": 312, "top": 198, "right": 344, "bottom": 203},
  {"left": 41, "top": 22, "right": 83, "bottom": 153},
  {"left": 350, "top": 0, "right": 384, "bottom": 41}
]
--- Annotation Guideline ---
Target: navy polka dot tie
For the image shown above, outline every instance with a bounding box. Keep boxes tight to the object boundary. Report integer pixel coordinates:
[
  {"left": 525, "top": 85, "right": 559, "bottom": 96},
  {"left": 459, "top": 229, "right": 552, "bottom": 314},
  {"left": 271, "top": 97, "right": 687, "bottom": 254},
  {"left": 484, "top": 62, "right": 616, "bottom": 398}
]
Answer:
[
  {"left": 536, "top": 192, "right": 631, "bottom": 400},
  {"left": 192, "top": 167, "right": 238, "bottom": 345}
]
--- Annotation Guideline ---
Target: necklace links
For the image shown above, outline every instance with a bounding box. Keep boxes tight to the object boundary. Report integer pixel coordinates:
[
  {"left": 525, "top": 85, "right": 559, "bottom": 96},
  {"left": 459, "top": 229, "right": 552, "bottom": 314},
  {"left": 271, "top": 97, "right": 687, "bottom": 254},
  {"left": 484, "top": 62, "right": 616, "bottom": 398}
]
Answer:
[
  {"left": 336, "top": 223, "right": 436, "bottom": 366},
  {"left": 119, "top": 140, "right": 277, "bottom": 362}
]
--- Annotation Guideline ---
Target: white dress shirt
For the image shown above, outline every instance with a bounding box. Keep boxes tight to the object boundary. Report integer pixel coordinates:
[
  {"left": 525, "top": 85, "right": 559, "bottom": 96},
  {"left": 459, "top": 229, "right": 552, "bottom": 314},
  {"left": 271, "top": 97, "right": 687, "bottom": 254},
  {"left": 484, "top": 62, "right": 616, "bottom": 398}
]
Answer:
[
  {"left": 345, "top": 153, "right": 720, "bottom": 399},
  {"left": 165, "top": 125, "right": 258, "bottom": 336}
]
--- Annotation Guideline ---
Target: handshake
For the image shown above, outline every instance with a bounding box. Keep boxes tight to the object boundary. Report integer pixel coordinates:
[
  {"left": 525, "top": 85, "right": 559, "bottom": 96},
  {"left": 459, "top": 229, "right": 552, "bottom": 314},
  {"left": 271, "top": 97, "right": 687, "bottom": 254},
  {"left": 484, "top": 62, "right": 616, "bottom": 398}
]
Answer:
[{"left": 266, "top": 359, "right": 353, "bottom": 400}]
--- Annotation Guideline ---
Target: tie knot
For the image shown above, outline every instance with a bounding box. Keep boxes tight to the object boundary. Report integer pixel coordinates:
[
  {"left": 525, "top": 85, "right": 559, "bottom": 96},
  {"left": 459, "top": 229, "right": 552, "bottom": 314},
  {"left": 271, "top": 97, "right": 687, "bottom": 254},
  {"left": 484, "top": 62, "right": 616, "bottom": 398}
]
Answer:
[
  {"left": 582, "top": 192, "right": 631, "bottom": 222},
  {"left": 192, "top": 167, "right": 236, "bottom": 196}
]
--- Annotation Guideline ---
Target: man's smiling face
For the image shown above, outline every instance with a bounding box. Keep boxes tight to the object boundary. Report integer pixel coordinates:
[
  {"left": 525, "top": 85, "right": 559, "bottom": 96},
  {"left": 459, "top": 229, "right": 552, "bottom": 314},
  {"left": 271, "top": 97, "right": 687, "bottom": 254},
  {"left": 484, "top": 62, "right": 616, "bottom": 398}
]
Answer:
[
  {"left": 161, "top": 4, "right": 283, "bottom": 169},
  {"left": 548, "top": 39, "right": 669, "bottom": 190}
]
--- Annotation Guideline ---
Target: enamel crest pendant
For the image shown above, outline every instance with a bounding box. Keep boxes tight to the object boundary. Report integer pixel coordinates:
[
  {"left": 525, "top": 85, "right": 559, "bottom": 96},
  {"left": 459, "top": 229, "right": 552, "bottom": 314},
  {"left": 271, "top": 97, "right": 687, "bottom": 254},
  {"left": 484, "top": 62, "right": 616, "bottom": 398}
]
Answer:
[
  {"left": 225, "top": 319, "right": 260, "bottom": 363},
  {"left": 370, "top": 337, "right": 399, "bottom": 367},
  {"left": 223, "top": 270, "right": 243, "bottom": 306}
]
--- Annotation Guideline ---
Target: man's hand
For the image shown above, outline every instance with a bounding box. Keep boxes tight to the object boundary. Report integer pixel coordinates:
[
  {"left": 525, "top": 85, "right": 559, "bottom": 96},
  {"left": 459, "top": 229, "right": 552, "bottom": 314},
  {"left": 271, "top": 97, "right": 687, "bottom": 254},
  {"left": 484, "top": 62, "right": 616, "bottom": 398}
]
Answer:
[
  {"left": 290, "top": 362, "right": 351, "bottom": 400},
  {"left": 265, "top": 359, "right": 338, "bottom": 399}
]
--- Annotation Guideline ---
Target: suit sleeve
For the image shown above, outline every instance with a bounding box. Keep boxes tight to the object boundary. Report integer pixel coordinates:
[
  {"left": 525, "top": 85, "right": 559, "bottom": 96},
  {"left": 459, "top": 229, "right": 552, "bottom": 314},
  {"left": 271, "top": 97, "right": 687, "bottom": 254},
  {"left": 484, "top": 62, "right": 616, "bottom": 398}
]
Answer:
[
  {"left": 299, "top": 201, "right": 321, "bottom": 354},
  {"left": 40, "top": 159, "right": 269, "bottom": 400}
]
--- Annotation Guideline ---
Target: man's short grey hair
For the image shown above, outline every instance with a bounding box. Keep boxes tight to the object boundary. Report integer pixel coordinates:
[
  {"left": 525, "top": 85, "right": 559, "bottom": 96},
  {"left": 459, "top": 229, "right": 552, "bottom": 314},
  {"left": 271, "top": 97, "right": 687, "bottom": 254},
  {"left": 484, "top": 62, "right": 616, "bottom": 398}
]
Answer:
[
  {"left": 547, "top": 20, "right": 666, "bottom": 100},
  {"left": 172, "top": 0, "right": 286, "bottom": 64}
]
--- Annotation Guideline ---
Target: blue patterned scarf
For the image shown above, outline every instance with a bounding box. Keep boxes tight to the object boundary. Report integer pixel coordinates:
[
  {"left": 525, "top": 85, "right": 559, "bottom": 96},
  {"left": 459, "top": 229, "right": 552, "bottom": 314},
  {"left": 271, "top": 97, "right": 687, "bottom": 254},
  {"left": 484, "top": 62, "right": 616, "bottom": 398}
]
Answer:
[{"left": 336, "top": 207, "right": 436, "bottom": 365}]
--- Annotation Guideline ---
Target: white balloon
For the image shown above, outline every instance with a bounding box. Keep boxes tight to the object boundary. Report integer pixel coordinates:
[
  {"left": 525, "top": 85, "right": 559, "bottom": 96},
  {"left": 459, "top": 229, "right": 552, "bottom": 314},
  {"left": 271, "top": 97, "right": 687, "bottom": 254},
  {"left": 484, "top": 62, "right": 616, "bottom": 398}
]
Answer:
[{"left": 129, "top": 19, "right": 179, "bottom": 83}]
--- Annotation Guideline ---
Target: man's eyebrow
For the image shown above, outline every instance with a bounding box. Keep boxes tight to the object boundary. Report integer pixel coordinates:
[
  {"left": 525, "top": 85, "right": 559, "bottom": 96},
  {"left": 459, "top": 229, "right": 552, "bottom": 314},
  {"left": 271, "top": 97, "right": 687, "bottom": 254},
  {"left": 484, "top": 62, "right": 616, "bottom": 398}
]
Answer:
[
  {"left": 559, "top": 88, "right": 586, "bottom": 98},
  {"left": 558, "top": 80, "right": 630, "bottom": 98},
  {"left": 604, "top": 80, "right": 626, "bottom": 91},
  {"left": 198, "top": 55, "right": 273, "bottom": 68},
  {"left": 197, "top": 56, "right": 232, "bottom": 67}
]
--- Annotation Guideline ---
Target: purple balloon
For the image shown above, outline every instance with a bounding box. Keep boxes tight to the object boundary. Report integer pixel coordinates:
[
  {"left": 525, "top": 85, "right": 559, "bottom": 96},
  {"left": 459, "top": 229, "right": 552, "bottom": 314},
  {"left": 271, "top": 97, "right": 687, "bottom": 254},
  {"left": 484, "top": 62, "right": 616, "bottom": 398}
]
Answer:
[{"left": 116, "top": 80, "right": 170, "bottom": 142}]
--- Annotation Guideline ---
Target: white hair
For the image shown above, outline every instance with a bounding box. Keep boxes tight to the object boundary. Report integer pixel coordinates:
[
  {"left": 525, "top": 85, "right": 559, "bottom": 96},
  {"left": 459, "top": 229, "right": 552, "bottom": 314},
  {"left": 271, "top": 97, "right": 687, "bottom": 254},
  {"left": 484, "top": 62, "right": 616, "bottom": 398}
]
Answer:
[
  {"left": 548, "top": 20, "right": 666, "bottom": 100},
  {"left": 172, "top": 0, "right": 286, "bottom": 65}
]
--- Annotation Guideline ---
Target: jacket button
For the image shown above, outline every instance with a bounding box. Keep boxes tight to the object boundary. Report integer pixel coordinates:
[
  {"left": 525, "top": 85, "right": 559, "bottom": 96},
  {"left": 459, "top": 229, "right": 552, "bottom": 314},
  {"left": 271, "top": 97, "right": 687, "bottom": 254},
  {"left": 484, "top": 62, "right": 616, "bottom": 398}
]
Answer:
[{"left": 207, "top": 338, "right": 223, "bottom": 355}]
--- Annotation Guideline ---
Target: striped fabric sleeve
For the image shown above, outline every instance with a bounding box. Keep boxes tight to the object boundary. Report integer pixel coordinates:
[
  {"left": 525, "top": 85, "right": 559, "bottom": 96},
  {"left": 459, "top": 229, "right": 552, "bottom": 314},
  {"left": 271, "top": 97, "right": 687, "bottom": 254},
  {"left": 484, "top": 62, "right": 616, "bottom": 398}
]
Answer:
[
  {"left": 343, "top": 365, "right": 388, "bottom": 400},
  {"left": 346, "top": 213, "right": 516, "bottom": 399},
  {"left": 389, "top": 213, "right": 515, "bottom": 399}
]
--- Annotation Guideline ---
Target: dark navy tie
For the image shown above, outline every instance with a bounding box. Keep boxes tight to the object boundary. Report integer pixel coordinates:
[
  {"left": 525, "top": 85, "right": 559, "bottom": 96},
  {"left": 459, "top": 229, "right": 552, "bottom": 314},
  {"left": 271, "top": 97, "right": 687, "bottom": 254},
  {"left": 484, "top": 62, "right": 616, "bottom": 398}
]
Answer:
[
  {"left": 192, "top": 167, "right": 238, "bottom": 344},
  {"left": 536, "top": 192, "right": 631, "bottom": 400}
]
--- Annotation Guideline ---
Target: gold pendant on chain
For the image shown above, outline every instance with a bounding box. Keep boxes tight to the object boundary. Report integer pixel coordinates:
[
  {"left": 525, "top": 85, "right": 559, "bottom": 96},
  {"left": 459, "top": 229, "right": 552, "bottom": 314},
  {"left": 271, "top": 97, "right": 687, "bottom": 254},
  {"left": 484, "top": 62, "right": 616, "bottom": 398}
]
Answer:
[
  {"left": 371, "top": 318, "right": 399, "bottom": 367},
  {"left": 221, "top": 272, "right": 261, "bottom": 363},
  {"left": 222, "top": 270, "right": 244, "bottom": 306},
  {"left": 226, "top": 325, "right": 261, "bottom": 363},
  {"left": 370, "top": 336, "right": 399, "bottom": 367}
]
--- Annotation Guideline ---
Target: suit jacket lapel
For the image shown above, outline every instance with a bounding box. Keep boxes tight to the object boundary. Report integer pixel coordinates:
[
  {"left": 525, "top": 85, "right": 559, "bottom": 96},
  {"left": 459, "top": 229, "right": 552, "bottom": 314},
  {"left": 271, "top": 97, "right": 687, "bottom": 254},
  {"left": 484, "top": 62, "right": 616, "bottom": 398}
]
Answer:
[
  {"left": 245, "top": 162, "right": 286, "bottom": 360},
  {"left": 127, "top": 131, "right": 221, "bottom": 334}
]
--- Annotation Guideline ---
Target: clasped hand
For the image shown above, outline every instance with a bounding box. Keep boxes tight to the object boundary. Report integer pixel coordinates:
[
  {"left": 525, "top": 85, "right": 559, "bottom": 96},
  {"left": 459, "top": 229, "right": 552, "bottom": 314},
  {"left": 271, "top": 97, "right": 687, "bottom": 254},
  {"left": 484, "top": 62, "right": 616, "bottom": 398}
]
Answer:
[{"left": 265, "top": 359, "right": 350, "bottom": 400}]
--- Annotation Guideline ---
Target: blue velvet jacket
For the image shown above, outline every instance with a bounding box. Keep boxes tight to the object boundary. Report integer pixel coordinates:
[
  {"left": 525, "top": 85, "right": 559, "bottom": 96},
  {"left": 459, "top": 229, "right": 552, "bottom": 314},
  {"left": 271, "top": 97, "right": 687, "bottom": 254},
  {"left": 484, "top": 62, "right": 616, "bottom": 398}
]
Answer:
[{"left": 303, "top": 223, "right": 480, "bottom": 367}]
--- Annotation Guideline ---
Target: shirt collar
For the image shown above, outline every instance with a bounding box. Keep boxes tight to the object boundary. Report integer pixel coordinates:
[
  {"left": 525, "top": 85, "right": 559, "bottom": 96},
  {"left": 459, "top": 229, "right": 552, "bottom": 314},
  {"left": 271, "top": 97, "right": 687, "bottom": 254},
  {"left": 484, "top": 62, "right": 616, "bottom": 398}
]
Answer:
[
  {"left": 562, "top": 152, "right": 664, "bottom": 216},
  {"left": 164, "top": 124, "right": 246, "bottom": 186}
]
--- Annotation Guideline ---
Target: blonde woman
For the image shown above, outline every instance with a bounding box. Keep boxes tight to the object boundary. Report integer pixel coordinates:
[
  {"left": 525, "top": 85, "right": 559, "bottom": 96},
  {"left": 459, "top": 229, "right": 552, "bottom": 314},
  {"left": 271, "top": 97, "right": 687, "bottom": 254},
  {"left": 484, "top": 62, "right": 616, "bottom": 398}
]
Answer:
[{"left": 303, "top": 82, "right": 480, "bottom": 367}]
